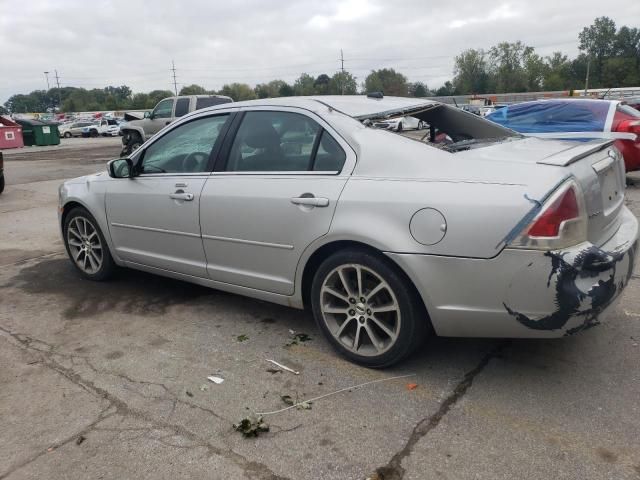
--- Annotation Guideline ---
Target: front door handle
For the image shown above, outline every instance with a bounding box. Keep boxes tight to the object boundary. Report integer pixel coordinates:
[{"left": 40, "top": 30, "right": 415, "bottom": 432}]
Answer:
[
  {"left": 291, "top": 196, "right": 329, "bottom": 207},
  {"left": 170, "top": 192, "right": 194, "bottom": 201}
]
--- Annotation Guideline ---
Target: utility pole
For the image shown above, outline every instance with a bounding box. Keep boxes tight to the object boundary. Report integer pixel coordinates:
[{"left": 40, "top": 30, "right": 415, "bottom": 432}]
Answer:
[
  {"left": 584, "top": 56, "right": 591, "bottom": 95},
  {"left": 44, "top": 71, "right": 50, "bottom": 90},
  {"left": 171, "top": 60, "right": 178, "bottom": 96},
  {"left": 54, "top": 70, "right": 62, "bottom": 111},
  {"left": 340, "top": 49, "right": 345, "bottom": 95}
]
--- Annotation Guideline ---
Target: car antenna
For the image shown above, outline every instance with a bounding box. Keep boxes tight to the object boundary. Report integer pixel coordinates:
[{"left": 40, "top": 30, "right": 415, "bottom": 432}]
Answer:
[{"left": 452, "top": 96, "right": 458, "bottom": 107}]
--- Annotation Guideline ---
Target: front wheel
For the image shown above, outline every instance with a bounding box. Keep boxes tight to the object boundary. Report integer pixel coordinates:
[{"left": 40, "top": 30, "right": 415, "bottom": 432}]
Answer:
[
  {"left": 63, "top": 132, "right": 72, "bottom": 138},
  {"left": 311, "top": 249, "right": 428, "bottom": 367},
  {"left": 397, "top": 122, "right": 403, "bottom": 132},
  {"left": 63, "top": 207, "right": 115, "bottom": 281},
  {"left": 120, "top": 132, "right": 142, "bottom": 157},
  {"left": 418, "top": 121, "right": 425, "bottom": 130}
]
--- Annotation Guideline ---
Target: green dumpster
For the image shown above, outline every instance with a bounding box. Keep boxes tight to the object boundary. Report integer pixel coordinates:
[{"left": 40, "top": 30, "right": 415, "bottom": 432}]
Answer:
[{"left": 15, "top": 119, "right": 60, "bottom": 146}]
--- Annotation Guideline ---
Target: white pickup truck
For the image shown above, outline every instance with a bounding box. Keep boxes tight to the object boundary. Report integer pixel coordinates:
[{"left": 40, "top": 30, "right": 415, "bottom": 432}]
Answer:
[
  {"left": 119, "top": 95, "right": 233, "bottom": 156},
  {"left": 82, "top": 119, "right": 120, "bottom": 137}
]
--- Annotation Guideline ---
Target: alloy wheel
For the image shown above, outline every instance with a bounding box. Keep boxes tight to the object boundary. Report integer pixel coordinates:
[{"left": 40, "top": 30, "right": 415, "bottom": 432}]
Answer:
[
  {"left": 319, "top": 263, "right": 401, "bottom": 356},
  {"left": 66, "top": 216, "right": 103, "bottom": 274}
]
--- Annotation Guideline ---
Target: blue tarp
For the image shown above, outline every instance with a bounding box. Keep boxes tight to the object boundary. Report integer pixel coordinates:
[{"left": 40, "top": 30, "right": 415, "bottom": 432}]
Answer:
[{"left": 486, "top": 100, "right": 610, "bottom": 135}]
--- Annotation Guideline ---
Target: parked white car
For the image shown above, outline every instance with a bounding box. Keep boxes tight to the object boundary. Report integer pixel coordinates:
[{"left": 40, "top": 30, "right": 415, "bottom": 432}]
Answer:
[
  {"left": 372, "top": 116, "right": 425, "bottom": 131},
  {"left": 82, "top": 119, "right": 120, "bottom": 137}
]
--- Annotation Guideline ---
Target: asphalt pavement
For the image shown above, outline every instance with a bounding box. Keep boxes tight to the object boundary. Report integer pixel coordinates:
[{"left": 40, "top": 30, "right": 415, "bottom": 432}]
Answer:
[{"left": 1, "top": 139, "right": 639, "bottom": 479}]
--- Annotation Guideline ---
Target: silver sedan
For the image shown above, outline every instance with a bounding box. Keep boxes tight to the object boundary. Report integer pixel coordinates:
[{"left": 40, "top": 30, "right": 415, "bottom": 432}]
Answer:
[{"left": 58, "top": 96, "right": 638, "bottom": 367}]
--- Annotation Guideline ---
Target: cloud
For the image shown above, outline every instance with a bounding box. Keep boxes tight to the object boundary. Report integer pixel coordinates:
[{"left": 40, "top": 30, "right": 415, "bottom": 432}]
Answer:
[
  {"left": 308, "top": 0, "right": 382, "bottom": 29},
  {"left": 449, "top": 3, "right": 520, "bottom": 29},
  {"left": 1, "top": 0, "right": 639, "bottom": 103}
]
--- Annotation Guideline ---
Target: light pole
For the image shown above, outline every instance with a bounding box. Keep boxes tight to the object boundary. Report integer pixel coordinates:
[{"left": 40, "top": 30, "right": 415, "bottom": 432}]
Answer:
[{"left": 44, "top": 71, "right": 50, "bottom": 90}]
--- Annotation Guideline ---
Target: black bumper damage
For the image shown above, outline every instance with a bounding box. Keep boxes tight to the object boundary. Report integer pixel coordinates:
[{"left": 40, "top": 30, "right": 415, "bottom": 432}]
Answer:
[{"left": 505, "top": 241, "right": 637, "bottom": 336}]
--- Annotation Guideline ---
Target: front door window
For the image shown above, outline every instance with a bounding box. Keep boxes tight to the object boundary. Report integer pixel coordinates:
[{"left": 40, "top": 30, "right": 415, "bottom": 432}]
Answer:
[{"left": 140, "top": 115, "right": 229, "bottom": 174}]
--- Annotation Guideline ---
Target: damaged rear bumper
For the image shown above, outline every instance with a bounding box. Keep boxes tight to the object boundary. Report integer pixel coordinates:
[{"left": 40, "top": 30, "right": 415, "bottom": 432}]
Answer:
[
  {"left": 503, "top": 206, "right": 637, "bottom": 336},
  {"left": 386, "top": 206, "right": 638, "bottom": 338}
]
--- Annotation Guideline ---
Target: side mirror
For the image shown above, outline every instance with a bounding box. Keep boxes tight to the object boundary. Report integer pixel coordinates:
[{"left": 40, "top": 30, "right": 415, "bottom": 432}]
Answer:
[
  {"left": 108, "top": 158, "right": 134, "bottom": 178},
  {"left": 144, "top": 111, "right": 152, "bottom": 119}
]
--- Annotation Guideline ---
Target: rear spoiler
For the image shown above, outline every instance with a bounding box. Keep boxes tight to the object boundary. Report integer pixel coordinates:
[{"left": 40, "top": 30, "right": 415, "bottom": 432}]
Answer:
[
  {"left": 536, "top": 139, "right": 615, "bottom": 166},
  {"left": 522, "top": 131, "right": 636, "bottom": 141}
]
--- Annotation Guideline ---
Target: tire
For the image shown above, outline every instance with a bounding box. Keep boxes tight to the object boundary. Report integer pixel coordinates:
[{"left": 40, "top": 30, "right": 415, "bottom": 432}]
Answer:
[
  {"left": 397, "top": 122, "right": 403, "bottom": 132},
  {"left": 310, "top": 248, "right": 428, "bottom": 368},
  {"left": 90, "top": 129, "right": 99, "bottom": 138},
  {"left": 0, "top": 174, "right": 4, "bottom": 194},
  {"left": 120, "top": 132, "right": 142, "bottom": 157},
  {"left": 63, "top": 207, "right": 115, "bottom": 281},
  {"left": 63, "top": 132, "right": 72, "bottom": 138},
  {"left": 418, "top": 121, "right": 424, "bottom": 130}
]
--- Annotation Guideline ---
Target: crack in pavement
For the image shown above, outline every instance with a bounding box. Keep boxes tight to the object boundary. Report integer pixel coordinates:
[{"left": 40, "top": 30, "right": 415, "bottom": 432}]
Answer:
[
  {"left": 0, "top": 325, "right": 291, "bottom": 480},
  {"left": 372, "top": 341, "right": 510, "bottom": 480}
]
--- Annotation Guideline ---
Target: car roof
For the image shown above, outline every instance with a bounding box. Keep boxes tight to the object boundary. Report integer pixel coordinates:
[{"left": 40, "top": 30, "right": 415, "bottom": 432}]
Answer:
[{"left": 199, "top": 95, "right": 440, "bottom": 120}]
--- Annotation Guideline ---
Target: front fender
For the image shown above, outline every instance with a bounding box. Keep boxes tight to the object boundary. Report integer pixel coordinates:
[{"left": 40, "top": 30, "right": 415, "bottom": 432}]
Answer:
[{"left": 59, "top": 177, "right": 123, "bottom": 265}]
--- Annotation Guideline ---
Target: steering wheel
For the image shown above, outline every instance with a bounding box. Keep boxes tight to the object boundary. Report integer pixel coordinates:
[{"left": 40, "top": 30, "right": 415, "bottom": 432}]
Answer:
[{"left": 181, "top": 152, "right": 209, "bottom": 173}]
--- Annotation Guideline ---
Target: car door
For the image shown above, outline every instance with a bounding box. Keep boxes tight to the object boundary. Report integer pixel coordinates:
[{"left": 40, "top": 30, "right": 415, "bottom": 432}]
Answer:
[
  {"left": 105, "top": 112, "right": 232, "bottom": 277},
  {"left": 147, "top": 98, "right": 175, "bottom": 136},
  {"left": 199, "top": 108, "right": 354, "bottom": 295}
]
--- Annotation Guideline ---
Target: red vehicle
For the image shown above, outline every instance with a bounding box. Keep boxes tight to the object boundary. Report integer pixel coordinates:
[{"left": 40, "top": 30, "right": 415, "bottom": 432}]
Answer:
[
  {"left": 613, "top": 103, "right": 640, "bottom": 172},
  {"left": 623, "top": 97, "right": 640, "bottom": 112},
  {"left": 487, "top": 99, "right": 640, "bottom": 172}
]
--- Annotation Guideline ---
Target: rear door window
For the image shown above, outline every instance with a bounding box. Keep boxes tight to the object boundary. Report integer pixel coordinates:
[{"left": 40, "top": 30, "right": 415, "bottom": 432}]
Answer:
[
  {"left": 175, "top": 98, "right": 190, "bottom": 117},
  {"left": 196, "top": 97, "right": 233, "bottom": 109},
  {"left": 225, "top": 111, "right": 321, "bottom": 172}
]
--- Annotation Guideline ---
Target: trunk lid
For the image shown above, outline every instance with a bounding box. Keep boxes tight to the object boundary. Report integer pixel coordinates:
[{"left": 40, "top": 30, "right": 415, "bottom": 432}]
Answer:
[{"left": 457, "top": 137, "right": 626, "bottom": 247}]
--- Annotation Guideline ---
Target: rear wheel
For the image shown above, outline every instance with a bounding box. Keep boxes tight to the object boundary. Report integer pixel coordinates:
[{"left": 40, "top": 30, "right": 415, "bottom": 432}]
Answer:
[
  {"left": 311, "top": 249, "right": 428, "bottom": 367},
  {"left": 63, "top": 207, "right": 115, "bottom": 281},
  {"left": 397, "top": 122, "right": 403, "bottom": 132},
  {"left": 0, "top": 174, "right": 4, "bottom": 194}
]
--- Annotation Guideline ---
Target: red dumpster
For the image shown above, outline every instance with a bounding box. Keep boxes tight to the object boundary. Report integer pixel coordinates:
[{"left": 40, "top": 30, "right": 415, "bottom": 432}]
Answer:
[{"left": 0, "top": 116, "right": 24, "bottom": 149}]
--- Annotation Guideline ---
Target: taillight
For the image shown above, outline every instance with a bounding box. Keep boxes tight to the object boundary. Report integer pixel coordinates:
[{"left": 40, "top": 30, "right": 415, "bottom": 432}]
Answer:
[
  {"left": 510, "top": 180, "right": 587, "bottom": 250},
  {"left": 618, "top": 119, "right": 640, "bottom": 142},
  {"left": 528, "top": 187, "right": 579, "bottom": 237}
]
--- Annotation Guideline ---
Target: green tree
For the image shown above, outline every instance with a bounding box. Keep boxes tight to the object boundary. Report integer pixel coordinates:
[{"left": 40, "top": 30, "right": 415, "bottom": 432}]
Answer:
[
  {"left": 523, "top": 51, "right": 547, "bottom": 91},
  {"left": 488, "top": 41, "right": 534, "bottom": 92},
  {"left": 130, "top": 93, "right": 150, "bottom": 109},
  {"left": 543, "top": 52, "right": 574, "bottom": 90},
  {"left": 579, "top": 16, "right": 617, "bottom": 87},
  {"left": 453, "top": 49, "right": 490, "bottom": 94},
  {"left": 313, "top": 74, "right": 331, "bottom": 95},
  {"left": 409, "top": 82, "right": 429, "bottom": 97},
  {"left": 219, "top": 83, "right": 257, "bottom": 101},
  {"left": 253, "top": 80, "right": 291, "bottom": 98},
  {"left": 363, "top": 68, "right": 409, "bottom": 96},
  {"left": 146, "top": 90, "right": 175, "bottom": 108},
  {"left": 329, "top": 71, "right": 358, "bottom": 95},
  {"left": 293, "top": 73, "right": 316, "bottom": 96},
  {"left": 179, "top": 84, "right": 208, "bottom": 95},
  {"left": 278, "top": 82, "right": 294, "bottom": 97},
  {"left": 434, "top": 81, "right": 456, "bottom": 96}
]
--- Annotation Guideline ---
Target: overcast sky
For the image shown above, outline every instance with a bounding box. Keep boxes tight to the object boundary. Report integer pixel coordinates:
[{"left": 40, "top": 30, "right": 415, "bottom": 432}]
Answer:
[{"left": 1, "top": 0, "right": 639, "bottom": 103}]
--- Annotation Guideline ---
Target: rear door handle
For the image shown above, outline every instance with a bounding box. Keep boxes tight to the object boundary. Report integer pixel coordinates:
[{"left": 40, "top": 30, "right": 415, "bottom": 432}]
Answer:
[
  {"left": 170, "top": 192, "right": 194, "bottom": 201},
  {"left": 291, "top": 196, "right": 329, "bottom": 207}
]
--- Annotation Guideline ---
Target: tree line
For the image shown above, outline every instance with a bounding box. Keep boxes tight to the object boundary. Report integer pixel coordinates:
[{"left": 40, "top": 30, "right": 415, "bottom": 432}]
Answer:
[{"left": 2, "top": 16, "right": 638, "bottom": 114}]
